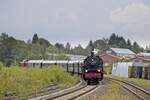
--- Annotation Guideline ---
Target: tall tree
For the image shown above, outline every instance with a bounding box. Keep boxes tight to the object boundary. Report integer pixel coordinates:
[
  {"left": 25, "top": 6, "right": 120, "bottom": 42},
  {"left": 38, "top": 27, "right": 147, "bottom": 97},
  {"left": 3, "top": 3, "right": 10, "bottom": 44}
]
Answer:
[
  {"left": 86, "top": 40, "right": 94, "bottom": 54},
  {"left": 132, "top": 42, "right": 141, "bottom": 53},
  {"left": 127, "top": 39, "right": 131, "bottom": 49},
  {"left": 146, "top": 45, "right": 150, "bottom": 52},
  {"left": 118, "top": 37, "right": 126, "bottom": 48},
  {"left": 109, "top": 33, "right": 117, "bottom": 45},
  {"left": 32, "top": 33, "right": 39, "bottom": 44},
  {"left": 65, "top": 42, "right": 71, "bottom": 53}
]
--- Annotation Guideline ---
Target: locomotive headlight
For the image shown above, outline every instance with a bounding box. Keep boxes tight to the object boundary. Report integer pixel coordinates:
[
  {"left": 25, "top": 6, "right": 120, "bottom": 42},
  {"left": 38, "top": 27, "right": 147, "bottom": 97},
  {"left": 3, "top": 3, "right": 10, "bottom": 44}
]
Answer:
[
  {"left": 98, "top": 69, "right": 101, "bottom": 72},
  {"left": 85, "top": 70, "right": 88, "bottom": 72}
]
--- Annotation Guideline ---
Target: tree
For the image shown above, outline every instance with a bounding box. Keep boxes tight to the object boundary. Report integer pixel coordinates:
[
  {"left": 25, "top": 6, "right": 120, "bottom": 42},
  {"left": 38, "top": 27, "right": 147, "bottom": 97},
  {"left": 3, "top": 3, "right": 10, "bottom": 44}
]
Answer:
[
  {"left": 38, "top": 38, "right": 51, "bottom": 47},
  {"left": 127, "top": 39, "right": 132, "bottom": 49},
  {"left": 146, "top": 45, "right": 150, "bottom": 52},
  {"left": 72, "top": 44, "right": 85, "bottom": 55},
  {"left": 57, "top": 54, "right": 69, "bottom": 60},
  {"left": 132, "top": 42, "right": 141, "bottom": 53},
  {"left": 93, "top": 39, "right": 108, "bottom": 51},
  {"left": 86, "top": 40, "right": 94, "bottom": 54},
  {"left": 32, "top": 33, "right": 39, "bottom": 44},
  {"left": 55, "top": 43, "right": 64, "bottom": 50},
  {"left": 0, "top": 33, "right": 17, "bottom": 66},
  {"left": 118, "top": 38, "right": 126, "bottom": 48},
  {"left": 65, "top": 42, "right": 71, "bottom": 53},
  {"left": 109, "top": 33, "right": 117, "bottom": 45}
]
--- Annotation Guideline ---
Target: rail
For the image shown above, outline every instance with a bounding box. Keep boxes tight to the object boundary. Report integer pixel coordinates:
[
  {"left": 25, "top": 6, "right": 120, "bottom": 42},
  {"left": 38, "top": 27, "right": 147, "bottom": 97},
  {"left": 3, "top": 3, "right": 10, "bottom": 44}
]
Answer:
[{"left": 106, "top": 77, "right": 150, "bottom": 100}]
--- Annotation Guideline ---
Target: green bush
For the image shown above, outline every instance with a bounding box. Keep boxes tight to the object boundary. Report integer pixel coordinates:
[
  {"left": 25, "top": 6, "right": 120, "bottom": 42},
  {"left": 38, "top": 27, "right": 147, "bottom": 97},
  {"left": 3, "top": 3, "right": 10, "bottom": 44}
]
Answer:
[{"left": 0, "top": 66, "right": 79, "bottom": 99}]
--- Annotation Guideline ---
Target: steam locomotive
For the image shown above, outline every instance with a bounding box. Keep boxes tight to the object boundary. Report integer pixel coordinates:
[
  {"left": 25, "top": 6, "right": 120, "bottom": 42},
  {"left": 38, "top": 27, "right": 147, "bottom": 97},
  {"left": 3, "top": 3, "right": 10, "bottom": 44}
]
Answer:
[{"left": 82, "top": 52, "right": 103, "bottom": 84}]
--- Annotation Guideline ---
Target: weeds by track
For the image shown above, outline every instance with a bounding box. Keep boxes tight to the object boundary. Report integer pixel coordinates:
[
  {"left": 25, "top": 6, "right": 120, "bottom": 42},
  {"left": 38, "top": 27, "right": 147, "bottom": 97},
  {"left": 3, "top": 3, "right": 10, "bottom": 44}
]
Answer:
[{"left": 106, "top": 77, "right": 150, "bottom": 100}]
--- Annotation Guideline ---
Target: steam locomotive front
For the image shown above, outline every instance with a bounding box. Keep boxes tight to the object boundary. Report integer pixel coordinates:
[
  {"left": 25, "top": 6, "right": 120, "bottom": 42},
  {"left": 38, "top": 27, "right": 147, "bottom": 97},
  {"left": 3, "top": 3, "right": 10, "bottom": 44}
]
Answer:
[{"left": 82, "top": 55, "right": 103, "bottom": 82}]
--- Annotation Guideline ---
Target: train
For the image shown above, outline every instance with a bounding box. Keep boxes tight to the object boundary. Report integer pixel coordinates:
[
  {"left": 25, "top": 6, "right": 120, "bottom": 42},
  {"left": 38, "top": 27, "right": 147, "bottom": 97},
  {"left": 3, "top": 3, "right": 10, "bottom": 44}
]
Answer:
[
  {"left": 81, "top": 52, "right": 104, "bottom": 84},
  {"left": 20, "top": 52, "right": 104, "bottom": 84}
]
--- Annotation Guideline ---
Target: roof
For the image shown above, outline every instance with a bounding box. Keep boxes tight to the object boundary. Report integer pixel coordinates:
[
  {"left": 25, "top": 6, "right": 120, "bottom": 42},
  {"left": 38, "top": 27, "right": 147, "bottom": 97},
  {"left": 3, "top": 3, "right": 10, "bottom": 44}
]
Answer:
[
  {"left": 137, "top": 52, "right": 150, "bottom": 57},
  {"left": 100, "top": 54, "right": 121, "bottom": 63},
  {"left": 100, "top": 53, "right": 121, "bottom": 59},
  {"left": 132, "top": 57, "right": 150, "bottom": 62},
  {"left": 21, "top": 60, "right": 83, "bottom": 64},
  {"left": 110, "top": 48, "right": 135, "bottom": 55},
  {"left": 28, "top": 60, "right": 43, "bottom": 63}
]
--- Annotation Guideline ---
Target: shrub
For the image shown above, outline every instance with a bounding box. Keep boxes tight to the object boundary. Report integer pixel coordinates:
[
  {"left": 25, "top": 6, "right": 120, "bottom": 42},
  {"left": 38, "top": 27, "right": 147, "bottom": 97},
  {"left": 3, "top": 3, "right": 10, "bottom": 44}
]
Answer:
[{"left": 0, "top": 66, "right": 79, "bottom": 99}]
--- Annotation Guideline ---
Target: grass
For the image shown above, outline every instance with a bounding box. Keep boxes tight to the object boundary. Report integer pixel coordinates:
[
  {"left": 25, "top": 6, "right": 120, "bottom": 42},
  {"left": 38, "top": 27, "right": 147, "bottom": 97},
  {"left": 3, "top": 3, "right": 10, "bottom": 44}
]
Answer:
[
  {"left": 106, "top": 75, "right": 150, "bottom": 88},
  {"left": 0, "top": 66, "right": 79, "bottom": 99},
  {"left": 98, "top": 83, "right": 133, "bottom": 100},
  {"left": 94, "top": 82, "right": 135, "bottom": 100}
]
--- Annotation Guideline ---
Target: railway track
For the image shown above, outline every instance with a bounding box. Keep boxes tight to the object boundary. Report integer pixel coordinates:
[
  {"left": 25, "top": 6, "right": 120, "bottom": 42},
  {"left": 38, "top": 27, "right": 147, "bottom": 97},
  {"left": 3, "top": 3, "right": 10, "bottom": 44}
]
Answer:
[
  {"left": 29, "top": 84, "right": 62, "bottom": 98},
  {"left": 50, "top": 85, "right": 98, "bottom": 100},
  {"left": 30, "top": 80, "right": 99, "bottom": 100},
  {"left": 4, "top": 84, "right": 62, "bottom": 100},
  {"left": 106, "top": 77, "right": 150, "bottom": 100}
]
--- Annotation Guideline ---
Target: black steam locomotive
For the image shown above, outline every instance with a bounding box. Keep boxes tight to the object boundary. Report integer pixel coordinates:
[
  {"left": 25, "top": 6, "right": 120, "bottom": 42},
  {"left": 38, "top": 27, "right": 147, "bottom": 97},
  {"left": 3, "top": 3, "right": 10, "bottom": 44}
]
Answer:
[{"left": 82, "top": 52, "right": 104, "bottom": 84}]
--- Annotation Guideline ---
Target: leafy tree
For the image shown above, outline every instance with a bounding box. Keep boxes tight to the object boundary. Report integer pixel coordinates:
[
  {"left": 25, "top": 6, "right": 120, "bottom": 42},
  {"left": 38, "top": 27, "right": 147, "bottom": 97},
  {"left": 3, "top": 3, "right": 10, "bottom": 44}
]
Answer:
[
  {"left": 86, "top": 40, "right": 94, "bottom": 54},
  {"left": 118, "top": 38, "right": 126, "bottom": 48},
  {"left": 93, "top": 39, "right": 108, "bottom": 51},
  {"left": 57, "top": 54, "right": 69, "bottom": 60},
  {"left": 72, "top": 44, "right": 85, "bottom": 55},
  {"left": 55, "top": 43, "right": 64, "bottom": 50},
  {"left": 0, "top": 32, "right": 145, "bottom": 66},
  {"left": 132, "top": 42, "right": 142, "bottom": 53},
  {"left": 108, "top": 33, "right": 128, "bottom": 48},
  {"left": 46, "top": 45, "right": 58, "bottom": 54},
  {"left": 38, "top": 38, "right": 51, "bottom": 47},
  {"left": 0, "top": 33, "right": 17, "bottom": 66}
]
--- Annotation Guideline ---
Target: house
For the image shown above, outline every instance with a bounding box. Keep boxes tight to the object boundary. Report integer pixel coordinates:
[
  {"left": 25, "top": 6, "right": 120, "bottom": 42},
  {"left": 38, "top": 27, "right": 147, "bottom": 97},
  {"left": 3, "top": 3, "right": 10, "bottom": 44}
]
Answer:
[
  {"left": 101, "top": 48, "right": 135, "bottom": 57},
  {"left": 100, "top": 48, "right": 135, "bottom": 74},
  {"left": 137, "top": 52, "right": 150, "bottom": 59},
  {"left": 100, "top": 48, "right": 136, "bottom": 65},
  {"left": 100, "top": 48, "right": 150, "bottom": 79}
]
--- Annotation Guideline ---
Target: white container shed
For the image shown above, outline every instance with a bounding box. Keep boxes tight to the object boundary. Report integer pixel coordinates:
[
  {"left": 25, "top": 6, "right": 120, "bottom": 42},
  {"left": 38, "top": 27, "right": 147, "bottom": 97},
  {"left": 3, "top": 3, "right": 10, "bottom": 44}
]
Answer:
[{"left": 112, "top": 62, "right": 133, "bottom": 77}]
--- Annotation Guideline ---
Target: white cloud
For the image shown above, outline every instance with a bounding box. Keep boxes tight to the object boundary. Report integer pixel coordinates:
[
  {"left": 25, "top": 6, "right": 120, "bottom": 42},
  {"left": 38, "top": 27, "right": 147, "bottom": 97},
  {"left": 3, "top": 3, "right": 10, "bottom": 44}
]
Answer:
[{"left": 110, "top": 2, "right": 150, "bottom": 23}]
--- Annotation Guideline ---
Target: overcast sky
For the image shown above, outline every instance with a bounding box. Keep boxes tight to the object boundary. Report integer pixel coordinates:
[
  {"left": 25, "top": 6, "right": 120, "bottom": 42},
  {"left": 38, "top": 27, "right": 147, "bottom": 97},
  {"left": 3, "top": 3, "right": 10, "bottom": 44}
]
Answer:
[{"left": 0, "top": 0, "right": 150, "bottom": 48}]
